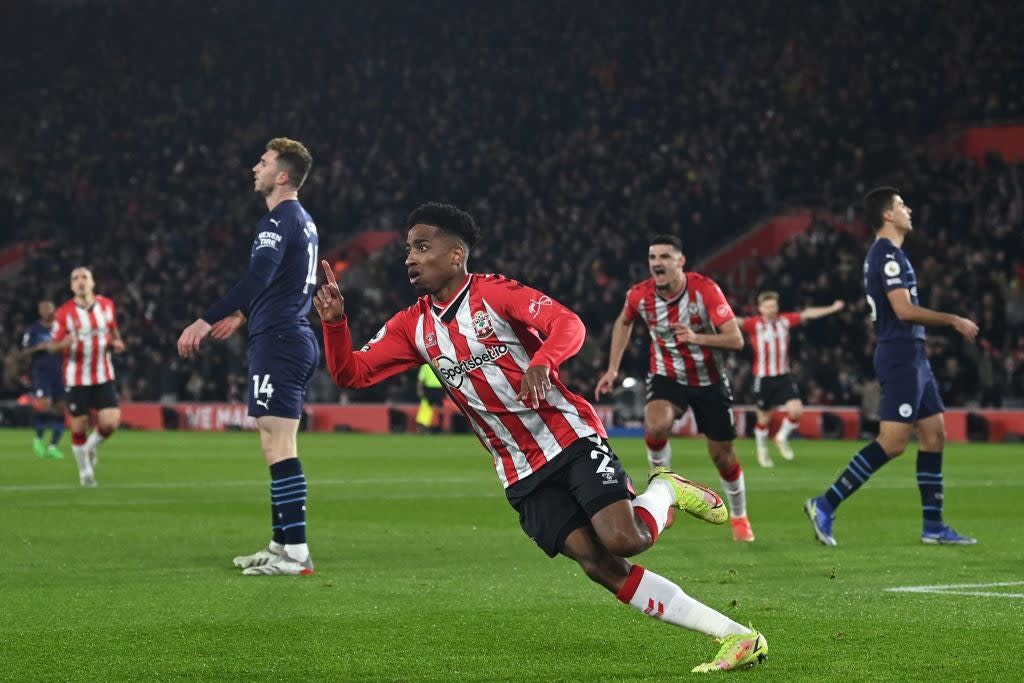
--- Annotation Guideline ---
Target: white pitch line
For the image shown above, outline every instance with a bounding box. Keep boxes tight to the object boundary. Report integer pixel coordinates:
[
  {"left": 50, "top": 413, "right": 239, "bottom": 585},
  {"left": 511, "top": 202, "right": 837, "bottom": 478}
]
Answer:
[{"left": 886, "top": 582, "right": 1024, "bottom": 599}]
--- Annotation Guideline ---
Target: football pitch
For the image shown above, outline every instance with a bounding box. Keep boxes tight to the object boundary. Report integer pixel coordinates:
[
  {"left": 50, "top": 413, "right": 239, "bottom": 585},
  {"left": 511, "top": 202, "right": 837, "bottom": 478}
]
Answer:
[{"left": 2, "top": 429, "right": 1021, "bottom": 682}]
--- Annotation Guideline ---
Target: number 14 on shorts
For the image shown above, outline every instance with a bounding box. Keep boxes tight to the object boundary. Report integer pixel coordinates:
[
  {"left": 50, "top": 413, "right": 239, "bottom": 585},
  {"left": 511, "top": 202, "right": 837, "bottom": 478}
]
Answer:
[{"left": 252, "top": 374, "right": 274, "bottom": 409}]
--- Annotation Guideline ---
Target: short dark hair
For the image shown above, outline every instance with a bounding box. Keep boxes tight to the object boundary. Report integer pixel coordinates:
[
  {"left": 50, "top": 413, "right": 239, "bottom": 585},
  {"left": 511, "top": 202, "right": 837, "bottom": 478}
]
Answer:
[
  {"left": 407, "top": 202, "right": 480, "bottom": 248},
  {"left": 864, "top": 187, "right": 899, "bottom": 231},
  {"left": 649, "top": 234, "right": 683, "bottom": 252},
  {"left": 266, "top": 137, "right": 313, "bottom": 189}
]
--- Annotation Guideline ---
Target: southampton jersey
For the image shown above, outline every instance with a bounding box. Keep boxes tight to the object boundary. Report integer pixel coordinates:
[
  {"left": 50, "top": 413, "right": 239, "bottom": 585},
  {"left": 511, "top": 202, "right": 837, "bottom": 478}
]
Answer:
[
  {"left": 623, "top": 274, "right": 735, "bottom": 387},
  {"left": 864, "top": 238, "right": 925, "bottom": 343},
  {"left": 247, "top": 199, "right": 319, "bottom": 338},
  {"left": 743, "top": 314, "right": 801, "bottom": 378},
  {"left": 52, "top": 296, "right": 118, "bottom": 387},
  {"left": 323, "top": 274, "right": 605, "bottom": 488}
]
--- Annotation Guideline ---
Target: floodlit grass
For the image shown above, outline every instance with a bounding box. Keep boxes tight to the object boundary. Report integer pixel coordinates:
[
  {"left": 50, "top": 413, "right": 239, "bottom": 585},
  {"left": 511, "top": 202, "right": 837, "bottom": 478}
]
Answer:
[{"left": 3, "top": 429, "right": 1021, "bottom": 681}]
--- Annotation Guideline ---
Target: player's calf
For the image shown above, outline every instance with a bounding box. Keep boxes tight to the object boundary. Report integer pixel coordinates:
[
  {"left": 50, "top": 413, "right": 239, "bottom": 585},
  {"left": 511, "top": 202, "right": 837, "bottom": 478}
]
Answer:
[{"left": 591, "top": 500, "right": 657, "bottom": 557}]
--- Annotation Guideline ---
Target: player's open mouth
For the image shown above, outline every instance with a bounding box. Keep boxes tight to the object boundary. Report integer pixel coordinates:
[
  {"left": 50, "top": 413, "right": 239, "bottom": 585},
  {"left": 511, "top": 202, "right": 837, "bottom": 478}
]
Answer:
[
  {"left": 653, "top": 267, "right": 667, "bottom": 275},
  {"left": 408, "top": 269, "right": 421, "bottom": 283}
]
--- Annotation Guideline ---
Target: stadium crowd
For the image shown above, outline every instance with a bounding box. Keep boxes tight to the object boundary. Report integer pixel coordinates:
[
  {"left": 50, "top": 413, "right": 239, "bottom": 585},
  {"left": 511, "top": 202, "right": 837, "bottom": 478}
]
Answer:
[{"left": 1, "top": 0, "right": 1022, "bottom": 412}]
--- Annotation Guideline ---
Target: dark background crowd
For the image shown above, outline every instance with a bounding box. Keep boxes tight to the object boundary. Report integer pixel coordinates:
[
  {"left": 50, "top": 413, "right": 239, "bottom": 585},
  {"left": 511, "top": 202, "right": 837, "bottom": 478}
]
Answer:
[{"left": 2, "top": 0, "right": 1022, "bottom": 414}]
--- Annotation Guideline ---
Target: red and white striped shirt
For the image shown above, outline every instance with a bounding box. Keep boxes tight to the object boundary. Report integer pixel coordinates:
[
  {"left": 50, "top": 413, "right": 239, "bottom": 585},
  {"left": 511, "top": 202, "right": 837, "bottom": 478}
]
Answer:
[
  {"left": 52, "top": 296, "right": 118, "bottom": 387},
  {"left": 323, "top": 274, "right": 605, "bottom": 488},
  {"left": 623, "top": 274, "right": 735, "bottom": 387},
  {"left": 742, "top": 313, "right": 802, "bottom": 378}
]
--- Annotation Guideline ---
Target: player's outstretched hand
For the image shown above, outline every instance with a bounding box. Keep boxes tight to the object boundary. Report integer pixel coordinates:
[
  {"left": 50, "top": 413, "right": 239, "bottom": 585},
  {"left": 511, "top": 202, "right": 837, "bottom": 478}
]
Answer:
[
  {"left": 952, "top": 316, "right": 979, "bottom": 341},
  {"left": 314, "top": 259, "right": 346, "bottom": 323},
  {"left": 177, "top": 319, "right": 212, "bottom": 359},
  {"left": 595, "top": 369, "right": 618, "bottom": 399},
  {"left": 211, "top": 311, "right": 246, "bottom": 340},
  {"left": 519, "top": 365, "right": 551, "bottom": 409},
  {"left": 832, "top": 300, "right": 846, "bottom": 312}
]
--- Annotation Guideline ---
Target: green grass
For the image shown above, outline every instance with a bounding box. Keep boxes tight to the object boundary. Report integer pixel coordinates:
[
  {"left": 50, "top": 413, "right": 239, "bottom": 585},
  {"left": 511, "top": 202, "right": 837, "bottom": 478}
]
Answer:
[{"left": 2, "top": 429, "right": 1022, "bottom": 682}]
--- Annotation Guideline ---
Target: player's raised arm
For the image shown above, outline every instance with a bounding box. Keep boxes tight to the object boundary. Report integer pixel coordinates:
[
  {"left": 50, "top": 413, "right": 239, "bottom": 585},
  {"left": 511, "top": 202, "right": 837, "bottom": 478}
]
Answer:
[
  {"left": 596, "top": 307, "right": 635, "bottom": 399},
  {"left": 317, "top": 260, "right": 422, "bottom": 388},
  {"left": 800, "top": 300, "right": 845, "bottom": 322}
]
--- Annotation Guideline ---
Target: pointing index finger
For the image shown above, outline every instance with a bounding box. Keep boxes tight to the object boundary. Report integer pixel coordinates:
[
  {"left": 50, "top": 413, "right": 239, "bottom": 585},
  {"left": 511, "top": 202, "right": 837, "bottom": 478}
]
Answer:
[{"left": 321, "top": 259, "right": 338, "bottom": 286}]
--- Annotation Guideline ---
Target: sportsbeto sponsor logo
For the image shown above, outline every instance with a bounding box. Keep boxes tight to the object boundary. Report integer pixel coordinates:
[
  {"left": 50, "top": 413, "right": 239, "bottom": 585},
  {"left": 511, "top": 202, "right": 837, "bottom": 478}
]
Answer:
[{"left": 433, "top": 344, "right": 509, "bottom": 389}]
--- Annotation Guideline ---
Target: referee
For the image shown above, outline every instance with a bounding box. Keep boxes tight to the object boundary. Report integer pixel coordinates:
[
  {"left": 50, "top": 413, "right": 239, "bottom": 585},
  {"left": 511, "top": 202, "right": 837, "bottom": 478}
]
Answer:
[{"left": 416, "top": 363, "right": 445, "bottom": 433}]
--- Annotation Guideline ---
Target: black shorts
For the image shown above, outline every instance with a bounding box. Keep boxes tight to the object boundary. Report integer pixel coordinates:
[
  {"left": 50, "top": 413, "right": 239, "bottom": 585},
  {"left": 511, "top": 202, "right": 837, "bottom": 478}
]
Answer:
[
  {"left": 505, "top": 436, "right": 636, "bottom": 558},
  {"left": 67, "top": 382, "right": 119, "bottom": 417},
  {"left": 646, "top": 374, "right": 737, "bottom": 442},
  {"left": 753, "top": 374, "right": 801, "bottom": 411},
  {"left": 423, "top": 387, "right": 445, "bottom": 406}
]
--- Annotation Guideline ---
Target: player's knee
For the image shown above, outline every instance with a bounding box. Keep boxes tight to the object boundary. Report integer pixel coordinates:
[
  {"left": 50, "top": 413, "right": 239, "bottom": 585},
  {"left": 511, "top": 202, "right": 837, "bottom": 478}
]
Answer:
[
  {"left": 788, "top": 407, "right": 803, "bottom": 421},
  {"left": 918, "top": 430, "right": 945, "bottom": 452},
  {"left": 877, "top": 437, "right": 907, "bottom": 458}
]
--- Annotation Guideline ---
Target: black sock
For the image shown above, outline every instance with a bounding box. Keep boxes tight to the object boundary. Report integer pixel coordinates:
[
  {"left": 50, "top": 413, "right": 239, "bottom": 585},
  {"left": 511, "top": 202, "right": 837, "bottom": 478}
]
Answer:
[
  {"left": 34, "top": 412, "right": 46, "bottom": 439},
  {"left": 823, "top": 441, "right": 891, "bottom": 510},
  {"left": 49, "top": 417, "right": 65, "bottom": 446},
  {"left": 269, "top": 458, "right": 307, "bottom": 545},
  {"left": 916, "top": 450, "right": 943, "bottom": 530}
]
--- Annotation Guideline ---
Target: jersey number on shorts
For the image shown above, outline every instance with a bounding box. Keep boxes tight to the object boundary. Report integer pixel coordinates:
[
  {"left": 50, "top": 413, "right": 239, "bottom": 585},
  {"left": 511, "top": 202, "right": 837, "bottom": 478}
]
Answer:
[
  {"left": 252, "top": 374, "right": 275, "bottom": 408},
  {"left": 590, "top": 449, "right": 615, "bottom": 474},
  {"left": 303, "top": 243, "right": 319, "bottom": 294}
]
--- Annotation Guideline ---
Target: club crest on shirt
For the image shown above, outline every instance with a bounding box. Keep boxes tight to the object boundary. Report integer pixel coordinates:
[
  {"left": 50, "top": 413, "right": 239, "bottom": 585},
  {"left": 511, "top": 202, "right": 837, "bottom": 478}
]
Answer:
[
  {"left": 688, "top": 302, "right": 700, "bottom": 316},
  {"left": 472, "top": 310, "right": 495, "bottom": 339},
  {"left": 425, "top": 332, "right": 437, "bottom": 348}
]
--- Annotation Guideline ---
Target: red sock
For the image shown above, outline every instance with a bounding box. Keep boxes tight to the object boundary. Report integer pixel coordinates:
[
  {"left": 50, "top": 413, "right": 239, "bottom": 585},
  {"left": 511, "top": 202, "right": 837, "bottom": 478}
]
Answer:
[
  {"left": 645, "top": 435, "right": 667, "bottom": 451},
  {"left": 98, "top": 426, "right": 114, "bottom": 438},
  {"left": 72, "top": 432, "right": 87, "bottom": 446},
  {"left": 717, "top": 460, "right": 742, "bottom": 482}
]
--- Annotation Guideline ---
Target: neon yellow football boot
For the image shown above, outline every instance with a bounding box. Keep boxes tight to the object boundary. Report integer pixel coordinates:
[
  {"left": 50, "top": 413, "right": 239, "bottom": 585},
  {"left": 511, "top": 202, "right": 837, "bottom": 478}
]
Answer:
[
  {"left": 648, "top": 466, "right": 728, "bottom": 525},
  {"left": 691, "top": 627, "right": 768, "bottom": 673}
]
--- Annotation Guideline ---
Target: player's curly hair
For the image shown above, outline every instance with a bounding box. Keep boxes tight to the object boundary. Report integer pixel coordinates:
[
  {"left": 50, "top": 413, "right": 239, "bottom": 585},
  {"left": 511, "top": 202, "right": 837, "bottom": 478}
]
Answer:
[{"left": 407, "top": 202, "right": 480, "bottom": 249}]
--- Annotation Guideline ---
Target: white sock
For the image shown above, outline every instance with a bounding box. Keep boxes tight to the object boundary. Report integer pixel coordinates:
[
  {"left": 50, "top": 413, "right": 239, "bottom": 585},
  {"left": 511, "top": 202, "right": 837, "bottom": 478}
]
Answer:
[
  {"left": 646, "top": 440, "right": 672, "bottom": 468},
  {"left": 85, "top": 430, "right": 105, "bottom": 450},
  {"left": 777, "top": 418, "right": 798, "bottom": 440},
  {"left": 754, "top": 426, "right": 769, "bottom": 451},
  {"left": 720, "top": 470, "right": 747, "bottom": 518},
  {"left": 71, "top": 445, "right": 93, "bottom": 476},
  {"left": 285, "top": 543, "right": 310, "bottom": 563},
  {"left": 268, "top": 540, "right": 285, "bottom": 554},
  {"left": 633, "top": 478, "right": 675, "bottom": 538},
  {"left": 617, "top": 565, "right": 746, "bottom": 638}
]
